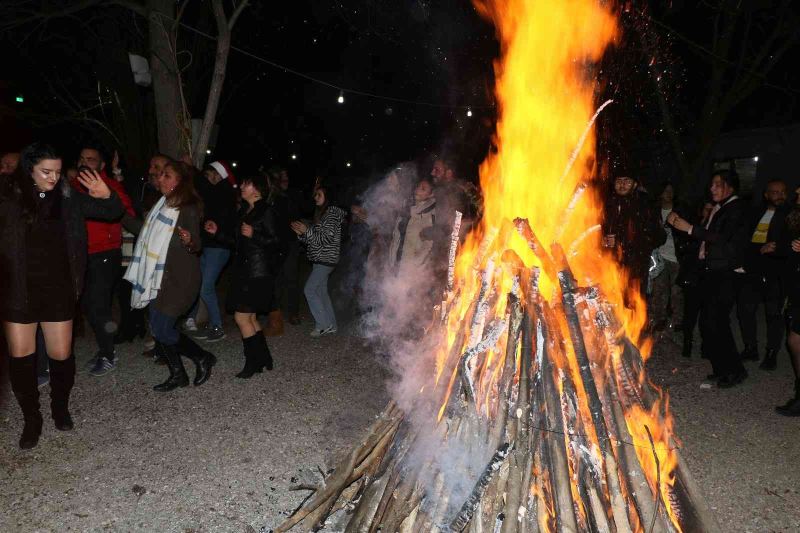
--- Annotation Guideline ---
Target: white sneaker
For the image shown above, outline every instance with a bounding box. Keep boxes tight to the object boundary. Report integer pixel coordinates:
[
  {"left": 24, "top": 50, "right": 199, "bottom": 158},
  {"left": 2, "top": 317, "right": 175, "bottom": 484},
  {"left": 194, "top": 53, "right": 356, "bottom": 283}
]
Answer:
[
  {"left": 184, "top": 318, "right": 198, "bottom": 332},
  {"left": 321, "top": 325, "right": 337, "bottom": 336}
]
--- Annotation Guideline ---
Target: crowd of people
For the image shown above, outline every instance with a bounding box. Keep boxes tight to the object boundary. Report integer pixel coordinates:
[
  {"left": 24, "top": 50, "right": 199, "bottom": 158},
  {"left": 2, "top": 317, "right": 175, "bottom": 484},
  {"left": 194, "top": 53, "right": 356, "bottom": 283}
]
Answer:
[
  {"left": 603, "top": 169, "right": 800, "bottom": 417},
  {"left": 1, "top": 140, "right": 798, "bottom": 451}
]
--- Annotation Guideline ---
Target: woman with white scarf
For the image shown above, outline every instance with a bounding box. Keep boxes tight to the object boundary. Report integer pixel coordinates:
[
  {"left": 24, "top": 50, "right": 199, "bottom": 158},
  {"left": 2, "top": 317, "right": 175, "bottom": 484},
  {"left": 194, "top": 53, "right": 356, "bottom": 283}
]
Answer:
[{"left": 124, "top": 160, "right": 216, "bottom": 392}]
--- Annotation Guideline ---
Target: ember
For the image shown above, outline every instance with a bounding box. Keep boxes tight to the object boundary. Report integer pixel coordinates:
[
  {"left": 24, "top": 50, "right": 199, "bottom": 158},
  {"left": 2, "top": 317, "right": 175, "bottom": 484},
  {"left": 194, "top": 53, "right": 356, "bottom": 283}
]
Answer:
[{"left": 276, "top": 0, "right": 720, "bottom": 531}]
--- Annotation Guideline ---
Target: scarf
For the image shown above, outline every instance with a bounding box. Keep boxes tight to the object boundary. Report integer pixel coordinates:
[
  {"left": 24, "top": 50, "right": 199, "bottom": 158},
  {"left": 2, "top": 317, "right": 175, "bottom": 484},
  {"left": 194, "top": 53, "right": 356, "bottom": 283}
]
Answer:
[{"left": 124, "top": 196, "right": 178, "bottom": 309}]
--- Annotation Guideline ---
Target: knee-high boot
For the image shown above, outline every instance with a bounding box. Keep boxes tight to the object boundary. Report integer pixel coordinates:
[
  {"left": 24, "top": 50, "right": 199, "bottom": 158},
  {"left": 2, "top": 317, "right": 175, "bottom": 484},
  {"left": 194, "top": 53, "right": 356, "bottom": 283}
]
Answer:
[
  {"left": 237, "top": 334, "right": 262, "bottom": 379},
  {"left": 153, "top": 343, "right": 189, "bottom": 392},
  {"left": 176, "top": 334, "right": 217, "bottom": 386},
  {"left": 9, "top": 354, "right": 43, "bottom": 449},
  {"left": 49, "top": 354, "right": 75, "bottom": 431},
  {"left": 254, "top": 330, "right": 274, "bottom": 371}
]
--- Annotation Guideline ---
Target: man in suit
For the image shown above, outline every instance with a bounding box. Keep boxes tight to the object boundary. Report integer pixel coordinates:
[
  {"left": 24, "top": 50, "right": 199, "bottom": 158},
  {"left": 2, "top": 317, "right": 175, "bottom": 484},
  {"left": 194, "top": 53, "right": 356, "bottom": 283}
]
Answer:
[
  {"left": 738, "top": 179, "right": 789, "bottom": 370},
  {"left": 668, "top": 170, "right": 749, "bottom": 388}
]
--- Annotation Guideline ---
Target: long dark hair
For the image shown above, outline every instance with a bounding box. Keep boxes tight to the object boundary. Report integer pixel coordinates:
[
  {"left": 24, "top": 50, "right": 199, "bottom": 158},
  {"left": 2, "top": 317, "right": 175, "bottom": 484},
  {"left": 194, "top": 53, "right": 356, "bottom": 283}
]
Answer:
[
  {"left": 313, "top": 185, "right": 333, "bottom": 224},
  {"left": 8, "top": 142, "right": 63, "bottom": 224},
  {"left": 164, "top": 161, "right": 203, "bottom": 211}
]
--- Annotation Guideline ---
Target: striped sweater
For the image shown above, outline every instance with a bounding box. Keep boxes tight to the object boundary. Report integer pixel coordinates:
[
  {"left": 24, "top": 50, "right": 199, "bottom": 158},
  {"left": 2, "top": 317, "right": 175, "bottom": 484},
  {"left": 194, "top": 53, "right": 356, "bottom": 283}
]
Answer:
[{"left": 299, "top": 206, "right": 346, "bottom": 266}]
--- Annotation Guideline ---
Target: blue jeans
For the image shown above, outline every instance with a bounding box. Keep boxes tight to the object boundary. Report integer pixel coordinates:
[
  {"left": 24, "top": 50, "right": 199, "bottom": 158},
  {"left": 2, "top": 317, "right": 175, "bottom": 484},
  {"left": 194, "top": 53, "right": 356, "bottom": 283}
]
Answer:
[
  {"left": 149, "top": 308, "right": 179, "bottom": 346},
  {"left": 191, "top": 247, "right": 230, "bottom": 327},
  {"left": 304, "top": 264, "right": 336, "bottom": 330}
]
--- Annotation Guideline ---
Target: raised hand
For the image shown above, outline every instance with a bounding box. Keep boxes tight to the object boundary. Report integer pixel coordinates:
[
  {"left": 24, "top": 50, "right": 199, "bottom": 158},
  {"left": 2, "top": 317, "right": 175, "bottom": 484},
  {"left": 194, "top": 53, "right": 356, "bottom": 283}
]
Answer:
[
  {"left": 290, "top": 221, "right": 308, "bottom": 235},
  {"left": 77, "top": 169, "right": 112, "bottom": 199},
  {"left": 204, "top": 220, "right": 218, "bottom": 235}
]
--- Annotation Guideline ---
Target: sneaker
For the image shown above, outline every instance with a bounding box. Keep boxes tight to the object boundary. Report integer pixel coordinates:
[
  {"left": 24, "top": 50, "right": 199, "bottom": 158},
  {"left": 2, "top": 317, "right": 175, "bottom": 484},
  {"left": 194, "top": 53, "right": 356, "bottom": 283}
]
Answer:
[
  {"left": 144, "top": 337, "right": 156, "bottom": 350},
  {"left": 84, "top": 355, "right": 99, "bottom": 372},
  {"left": 184, "top": 318, "right": 198, "bottom": 332},
  {"left": 321, "top": 325, "right": 337, "bottom": 336},
  {"left": 310, "top": 325, "right": 337, "bottom": 337},
  {"left": 37, "top": 371, "right": 50, "bottom": 389},
  {"left": 191, "top": 325, "right": 210, "bottom": 339},
  {"left": 309, "top": 328, "right": 325, "bottom": 337},
  {"left": 89, "top": 356, "right": 116, "bottom": 377},
  {"left": 204, "top": 325, "right": 226, "bottom": 342}
]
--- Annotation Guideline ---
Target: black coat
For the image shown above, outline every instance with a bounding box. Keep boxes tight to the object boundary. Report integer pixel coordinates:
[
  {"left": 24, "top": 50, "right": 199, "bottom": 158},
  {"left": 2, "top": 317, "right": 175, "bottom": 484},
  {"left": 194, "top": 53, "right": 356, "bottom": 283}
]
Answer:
[
  {"left": 0, "top": 180, "right": 123, "bottom": 317},
  {"left": 217, "top": 199, "right": 284, "bottom": 279},
  {"left": 742, "top": 205, "right": 789, "bottom": 276},
  {"left": 690, "top": 196, "right": 748, "bottom": 272},
  {"left": 602, "top": 190, "right": 666, "bottom": 273},
  {"left": 196, "top": 176, "right": 237, "bottom": 250}
]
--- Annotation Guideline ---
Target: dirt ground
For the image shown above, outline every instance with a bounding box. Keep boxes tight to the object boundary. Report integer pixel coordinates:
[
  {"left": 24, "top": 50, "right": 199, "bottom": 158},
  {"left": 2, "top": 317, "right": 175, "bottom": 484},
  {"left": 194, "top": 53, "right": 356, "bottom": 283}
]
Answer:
[{"left": 1, "top": 317, "right": 798, "bottom": 532}]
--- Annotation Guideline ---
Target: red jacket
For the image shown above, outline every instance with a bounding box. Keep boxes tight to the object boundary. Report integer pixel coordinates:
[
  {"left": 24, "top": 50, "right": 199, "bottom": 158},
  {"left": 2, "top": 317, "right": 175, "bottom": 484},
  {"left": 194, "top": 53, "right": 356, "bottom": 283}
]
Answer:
[{"left": 71, "top": 171, "right": 136, "bottom": 254}]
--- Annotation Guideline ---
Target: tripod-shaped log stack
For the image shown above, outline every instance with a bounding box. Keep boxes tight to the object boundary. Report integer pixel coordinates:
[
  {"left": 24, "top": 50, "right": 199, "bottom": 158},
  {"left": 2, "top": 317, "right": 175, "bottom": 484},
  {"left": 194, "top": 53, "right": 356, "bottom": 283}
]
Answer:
[{"left": 275, "top": 219, "right": 720, "bottom": 533}]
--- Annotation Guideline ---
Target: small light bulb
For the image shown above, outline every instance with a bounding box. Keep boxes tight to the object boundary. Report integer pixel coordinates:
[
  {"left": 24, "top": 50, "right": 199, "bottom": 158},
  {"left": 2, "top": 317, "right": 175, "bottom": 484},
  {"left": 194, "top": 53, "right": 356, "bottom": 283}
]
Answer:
[
  {"left": 753, "top": 156, "right": 759, "bottom": 162},
  {"left": 291, "top": 154, "right": 297, "bottom": 160},
  {"left": 466, "top": 109, "right": 473, "bottom": 117},
  {"left": 346, "top": 162, "right": 351, "bottom": 168},
  {"left": 337, "top": 91, "right": 345, "bottom": 104},
  {"left": 232, "top": 162, "right": 238, "bottom": 168},
  {"left": 205, "top": 149, "right": 212, "bottom": 155}
]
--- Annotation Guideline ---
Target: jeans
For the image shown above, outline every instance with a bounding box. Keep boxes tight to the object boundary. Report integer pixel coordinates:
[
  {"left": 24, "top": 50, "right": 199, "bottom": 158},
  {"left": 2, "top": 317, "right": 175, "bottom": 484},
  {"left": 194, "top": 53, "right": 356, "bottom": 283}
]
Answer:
[
  {"left": 149, "top": 307, "right": 180, "bottom": 346},
  {"left": 82, "top": 249, "right": 121, "bottom": 359},
  {"left": 304, "top": 264, "right": 336, "bottom": 330},
  {"left": 191, "top": 247, "right": 230, "bottom": 327}
]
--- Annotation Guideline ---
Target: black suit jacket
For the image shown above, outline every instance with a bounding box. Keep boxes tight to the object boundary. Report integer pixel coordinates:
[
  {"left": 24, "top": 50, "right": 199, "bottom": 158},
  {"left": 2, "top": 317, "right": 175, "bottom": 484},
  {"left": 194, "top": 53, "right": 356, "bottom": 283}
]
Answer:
[
  {"left": 690, "top": 196, "right": 748, "bottom": 272},
  {"left": 743, "top": 205, "right": 789, "bottom": 276}
]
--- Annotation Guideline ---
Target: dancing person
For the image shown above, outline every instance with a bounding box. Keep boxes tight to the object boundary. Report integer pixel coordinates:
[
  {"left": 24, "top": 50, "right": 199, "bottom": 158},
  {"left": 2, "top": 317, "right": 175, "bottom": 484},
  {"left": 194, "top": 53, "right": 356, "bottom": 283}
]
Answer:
[
  {"left": 185, "top": 161, "right": 237, "bottom": 342},
  {"left": 291, "top": 185, "right": 346, "bottom": 337},
  {"left": 123, "top": 161, "right": 216, "bottom": 392},
  {"left": 667, "top": 170, "right": 749, "bottom": 388},
  {"left": 737, "top": 179, "right": 789, "bottom": 370},
  {"left": 777, "top": 194, "right": 800, "bottom": 416},
  {"left": 0, "top": 142, "right": 123, "bottom": 448},
  {"left": 72, "top": 144, "right": 135, "bottom": 376},
  {"left": 389, "top": 178, "right": 437, "bottom": 275},
  {"left": 205, "top": 175, "right": 282, "bottom": 377}
]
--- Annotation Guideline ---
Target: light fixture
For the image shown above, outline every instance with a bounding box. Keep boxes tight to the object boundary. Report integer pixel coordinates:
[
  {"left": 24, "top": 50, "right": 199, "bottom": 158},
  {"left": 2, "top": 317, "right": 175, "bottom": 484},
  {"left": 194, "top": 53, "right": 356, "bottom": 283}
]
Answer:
[
  {"left": 232, "top": 162, "right": 238, "bottom": 168},
  {"left": 15, "top": 95, "right": 24, "bottom": 103},
  {"left": 337, "top": 91, "right": 345, "bottom": 104},
  {"left": 346, "top": 162, "right": 352, "bottom": 168},
  {"left": 291, "top": 154, "right": 297, "bottom": 160},
  {"left": 753, "top": 156, "right": 759, "bottom": 162},
  {"left": 205, "top": 149, "right": 212, "bottom": 155},
  {"left": 466, "top": 108, "right": 473, "bottom": 117}
]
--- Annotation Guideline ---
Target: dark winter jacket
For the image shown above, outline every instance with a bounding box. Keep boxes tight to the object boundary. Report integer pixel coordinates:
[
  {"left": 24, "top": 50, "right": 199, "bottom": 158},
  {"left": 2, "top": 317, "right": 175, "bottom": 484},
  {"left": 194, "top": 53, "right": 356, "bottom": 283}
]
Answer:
[
  {"left": 742, "top": 205, "right": 789, "bottom": 277},
  {"left": 125, "top": 202, "right": 203, "bottom": 317},
  {"left": 299, "top": 206, "right": 346, "bottom": 266},
  {"left": 689, "top": 196, "right": 748, "bottom": 272},
  {"left": 602, "top": 190, "right": 666, "bottom": 274},
  {"left": 216, "top": 199, "right": 284, "bottom": 279},
  {"left": 196, "top": 176, "right": 237, "bottom": 250},
  {"left": 0, "top": 180, "right": 123, "bottom": 317}
]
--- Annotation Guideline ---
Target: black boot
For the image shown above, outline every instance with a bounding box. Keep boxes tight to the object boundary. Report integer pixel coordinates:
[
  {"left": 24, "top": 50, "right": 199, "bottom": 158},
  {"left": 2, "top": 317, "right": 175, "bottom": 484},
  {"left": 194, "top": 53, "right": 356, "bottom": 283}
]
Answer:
[
  {"left": 759, "top": 348, "right": 778, "bottom": 371},
  {"left": 177, "top": 334, "right": 217, "bottom": 386},
  {"left": 236, "top": 334, "right": 262, "bottom": 379},
  {"left": 49, "top": 354, "right": 75, "bottom": 431},
  {"left": 153, "top": 344, "right": 189, "bottom": 392},
  {"left": 9, "top": 354, "right": 43, "bottom": 449},
  {"left": 681, "top": 336, "right": 692, "bottom": 359},
  {"left": 741, "top": 344, "right": 759, "bottom": 362},
  {"left": 254, "top": 330, "right": 274, "bottom": 371},
  {"left": 776, "top": 380, "right": 800, "bottom": 416}
]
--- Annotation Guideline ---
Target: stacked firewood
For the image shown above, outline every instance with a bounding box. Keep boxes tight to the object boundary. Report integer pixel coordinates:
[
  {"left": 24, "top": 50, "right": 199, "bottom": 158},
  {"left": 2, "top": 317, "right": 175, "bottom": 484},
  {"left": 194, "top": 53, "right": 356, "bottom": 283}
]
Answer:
[{"left": 274, "top": 219, "right": 720, "bottom": 533}]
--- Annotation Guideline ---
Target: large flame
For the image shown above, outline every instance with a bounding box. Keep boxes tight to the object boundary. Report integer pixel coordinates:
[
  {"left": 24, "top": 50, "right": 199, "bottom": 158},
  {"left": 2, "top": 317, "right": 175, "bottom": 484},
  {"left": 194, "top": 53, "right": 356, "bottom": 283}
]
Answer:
[{"left": 431, "top": 0, "right": 682, "bottom": 530}]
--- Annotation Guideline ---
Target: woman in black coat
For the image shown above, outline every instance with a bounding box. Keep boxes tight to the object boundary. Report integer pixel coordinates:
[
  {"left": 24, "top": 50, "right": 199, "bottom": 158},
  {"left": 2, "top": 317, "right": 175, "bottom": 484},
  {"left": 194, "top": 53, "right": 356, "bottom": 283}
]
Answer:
[
  {"left": 0, "top": 143, "right": 123, "bottom": 449},
  {"left": 205, "top": 175, "right": 283, "bottom": 378}
]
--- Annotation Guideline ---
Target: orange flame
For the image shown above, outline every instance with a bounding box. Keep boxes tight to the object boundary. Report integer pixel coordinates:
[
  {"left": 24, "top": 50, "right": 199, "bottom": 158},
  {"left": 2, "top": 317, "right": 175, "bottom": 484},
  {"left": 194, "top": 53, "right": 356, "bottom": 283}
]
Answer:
[{"left": 427, "top": 0, "right": 683, "bottom": 530}]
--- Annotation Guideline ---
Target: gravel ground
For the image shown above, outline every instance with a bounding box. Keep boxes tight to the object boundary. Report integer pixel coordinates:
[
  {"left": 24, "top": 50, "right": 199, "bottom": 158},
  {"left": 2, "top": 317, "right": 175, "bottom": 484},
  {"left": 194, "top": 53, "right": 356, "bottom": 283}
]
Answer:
[{"left": 1, "top": 317, "right": 799, "bottom": 532}]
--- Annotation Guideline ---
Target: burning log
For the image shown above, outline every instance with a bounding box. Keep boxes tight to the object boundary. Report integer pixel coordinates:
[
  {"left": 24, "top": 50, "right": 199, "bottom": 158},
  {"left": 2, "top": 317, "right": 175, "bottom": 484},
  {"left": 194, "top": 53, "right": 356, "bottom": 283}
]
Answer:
[{"left": 275, "top": 219, "right": 719, "bottom": 533}]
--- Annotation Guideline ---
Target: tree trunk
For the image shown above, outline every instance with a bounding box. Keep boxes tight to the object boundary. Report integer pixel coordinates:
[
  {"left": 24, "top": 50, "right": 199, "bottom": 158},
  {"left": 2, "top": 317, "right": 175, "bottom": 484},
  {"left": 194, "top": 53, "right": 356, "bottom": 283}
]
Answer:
[
  {"left": 191, "top": 0, "right": 247, "bottom": 168},
  {"left": 147, "top": 0, "right": 187, "bottom": 160}
]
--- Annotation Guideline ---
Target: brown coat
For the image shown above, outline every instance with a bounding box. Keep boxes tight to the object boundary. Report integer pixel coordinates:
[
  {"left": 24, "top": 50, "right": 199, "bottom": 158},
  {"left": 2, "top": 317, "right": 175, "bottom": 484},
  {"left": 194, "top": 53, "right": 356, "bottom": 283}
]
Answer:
[{"left": 126, "top": 203, "right": 202, "bottom": 318}]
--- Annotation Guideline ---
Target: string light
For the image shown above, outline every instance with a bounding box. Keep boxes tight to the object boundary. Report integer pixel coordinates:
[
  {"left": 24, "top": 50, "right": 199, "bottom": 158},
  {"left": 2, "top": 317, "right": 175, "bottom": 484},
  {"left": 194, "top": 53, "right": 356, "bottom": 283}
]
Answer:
[
  {"left": 337, "top": 91, "right": 345, "bottom": 104},
  {"left": 466, "top": 108, "right": 473, "bottom": 117},
  {"left": 346, "top": 162, "right": 352, "bottom": 168},
  {"left": 205, "top": 149, "right": 212, "bottom": 154},
  {"left": 232, "top": 162, "right": 238, "bottom": 167},
  {"left": 753, "top": 156, "right": 759, "bottom": 162},
  {"left": 291, "top": 154, "right": 297, "bottom": 160}
]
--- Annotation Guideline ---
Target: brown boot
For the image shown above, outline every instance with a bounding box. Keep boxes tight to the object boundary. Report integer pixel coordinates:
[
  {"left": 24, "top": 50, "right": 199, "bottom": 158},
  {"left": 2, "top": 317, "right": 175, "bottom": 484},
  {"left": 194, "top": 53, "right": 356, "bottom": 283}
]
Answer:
[{"left": 264, "top": 310, "right": 285, "bottom": 337}]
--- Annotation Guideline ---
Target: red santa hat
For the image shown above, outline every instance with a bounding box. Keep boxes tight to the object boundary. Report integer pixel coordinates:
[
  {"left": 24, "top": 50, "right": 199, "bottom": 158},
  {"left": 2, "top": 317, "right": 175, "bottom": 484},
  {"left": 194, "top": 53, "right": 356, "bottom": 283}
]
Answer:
[{"left": 210, "top": 160, "right": 237, "bottom": 187}]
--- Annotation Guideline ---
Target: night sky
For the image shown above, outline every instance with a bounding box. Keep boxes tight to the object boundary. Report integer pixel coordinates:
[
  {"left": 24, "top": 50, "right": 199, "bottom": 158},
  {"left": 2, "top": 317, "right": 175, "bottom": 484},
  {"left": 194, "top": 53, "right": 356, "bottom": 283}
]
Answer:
[{"left": 1, "top": 1, "right": 798, "bottom": 194}]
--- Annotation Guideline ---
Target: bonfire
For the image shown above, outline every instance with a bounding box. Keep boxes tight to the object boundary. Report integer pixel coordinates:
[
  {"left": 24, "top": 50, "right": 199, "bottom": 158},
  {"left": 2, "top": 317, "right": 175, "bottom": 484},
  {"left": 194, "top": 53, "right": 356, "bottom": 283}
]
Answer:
[{"left": 276, "top": 1, "right": 719, "bottom": 531}]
